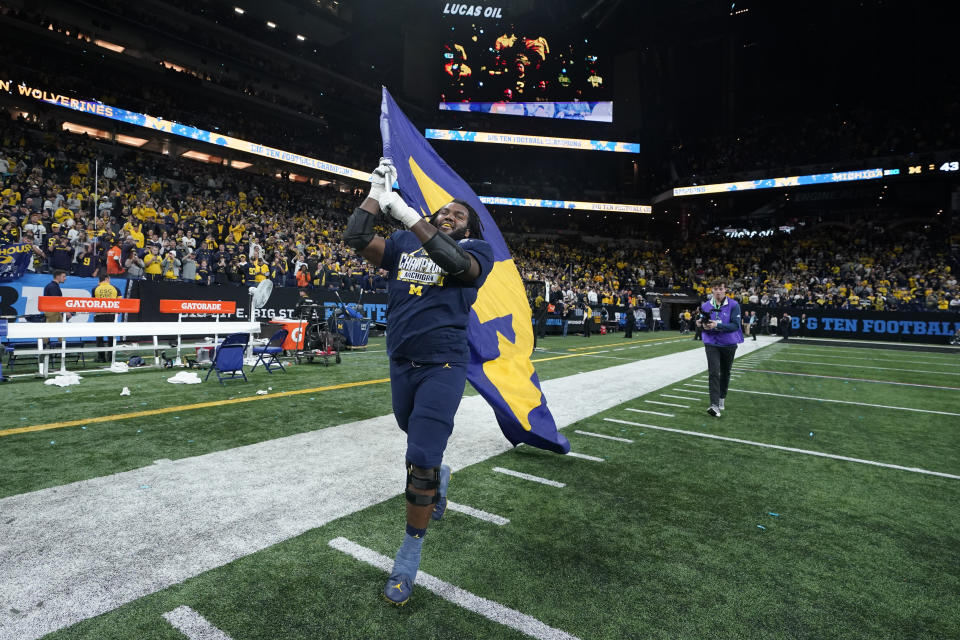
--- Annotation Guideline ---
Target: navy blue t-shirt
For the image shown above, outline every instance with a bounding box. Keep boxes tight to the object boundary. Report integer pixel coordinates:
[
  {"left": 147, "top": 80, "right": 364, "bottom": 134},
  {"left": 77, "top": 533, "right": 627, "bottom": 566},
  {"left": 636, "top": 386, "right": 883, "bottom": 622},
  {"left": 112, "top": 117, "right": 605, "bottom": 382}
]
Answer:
[
  {"left": 381, "top": 230, "right": 493, "bottom": 363},
  {"left": 43, "top": 280, "right": 63, "bottom": 297}
]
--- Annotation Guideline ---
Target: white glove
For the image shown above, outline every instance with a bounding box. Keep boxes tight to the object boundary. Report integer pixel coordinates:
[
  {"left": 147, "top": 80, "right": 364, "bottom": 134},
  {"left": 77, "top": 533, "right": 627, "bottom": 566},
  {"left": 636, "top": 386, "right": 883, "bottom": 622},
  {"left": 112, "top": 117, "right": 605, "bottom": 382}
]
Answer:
[
  {"left": 378, "top": 192, "right": 422, "bottom": 228},
  {"left": 367, "top": 158, "right": 397, "bottom": 201}
]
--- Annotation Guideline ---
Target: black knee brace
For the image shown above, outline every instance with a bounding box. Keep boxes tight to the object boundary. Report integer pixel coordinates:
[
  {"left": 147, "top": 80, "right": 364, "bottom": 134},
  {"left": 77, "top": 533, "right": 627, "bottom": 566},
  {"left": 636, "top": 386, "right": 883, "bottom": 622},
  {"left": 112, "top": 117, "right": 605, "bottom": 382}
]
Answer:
[{"left": 405, "top": 462, "right": 440, "bottom": 506}]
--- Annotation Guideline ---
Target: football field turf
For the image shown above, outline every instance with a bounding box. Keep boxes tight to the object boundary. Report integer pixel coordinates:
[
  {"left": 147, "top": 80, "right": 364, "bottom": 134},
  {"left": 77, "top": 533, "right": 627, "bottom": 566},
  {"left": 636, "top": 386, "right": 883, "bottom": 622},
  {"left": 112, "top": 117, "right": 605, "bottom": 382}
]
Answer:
[{"left": 2, "top": 333, "right": 958, "bottom": 639}]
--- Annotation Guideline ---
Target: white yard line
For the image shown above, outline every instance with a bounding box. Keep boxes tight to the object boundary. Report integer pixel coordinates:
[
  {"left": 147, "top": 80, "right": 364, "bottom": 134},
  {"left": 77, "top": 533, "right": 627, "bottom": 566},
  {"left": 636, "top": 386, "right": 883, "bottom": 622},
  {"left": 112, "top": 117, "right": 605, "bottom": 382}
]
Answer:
[
  {"left": 0, "top": 340, "right": 774, "bottom": 640},
  {"left": 644, "top": 400, "right": 688, "bottom": 408},
  {"left": 573, "top": 353, "right": 635, "bottom": 361},
  {"left": 683, "top": 383, "right": 709, "bottom": 388},
  {"left": 493, "top": 467, "right": 566, "bottom": 487},
  {"left": 328, "top": 538, "right": 580, "bottom": 640},
  {"left": 604, "top": 419, "right": 960, "bottom": 480},
  {"left": 162, "top": 606, "right": 234, "bottom": 640},
  {"left": 676, "top": 389, "right": 709, "bottom": 395},
  {"left": 566, "top": 452, "right": 605, "bottom": 462},
  {"left": 536, "top": 349, "right": 634, "bottom": 362},
  {"left": 573, "top": 430, "right": 633, "bottom": 443},
  {"left": 660, "top": 394, "right": 700, "bottom": 401},
  {"left": 762, "top": 358, "right": 959, "bottom": 376},
  {"left": 727, "top": 368, "right": 960, "bottom": 390},
  {"left": 781, "top": 350, "right": 960, "bottom": 368},
  {"left": 626, "top": 408, "right": 675, "bottom": 417},
  {"left": 446, "top": 501, "right": 510, "bottom": 526},
  {"left": 784, "top": 345, "right": 960, "bottom": 365},
  {"left": 726, "top": 388, "right": 960, "bottom": 416}
]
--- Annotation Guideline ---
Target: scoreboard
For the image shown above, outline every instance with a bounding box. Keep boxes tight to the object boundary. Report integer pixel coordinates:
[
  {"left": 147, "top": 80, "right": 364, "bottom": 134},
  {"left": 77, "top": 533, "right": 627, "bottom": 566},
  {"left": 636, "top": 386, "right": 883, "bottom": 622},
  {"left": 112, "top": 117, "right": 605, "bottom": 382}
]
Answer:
[{"left": 904, "top": 161, "right": 959, "bottom": 175}]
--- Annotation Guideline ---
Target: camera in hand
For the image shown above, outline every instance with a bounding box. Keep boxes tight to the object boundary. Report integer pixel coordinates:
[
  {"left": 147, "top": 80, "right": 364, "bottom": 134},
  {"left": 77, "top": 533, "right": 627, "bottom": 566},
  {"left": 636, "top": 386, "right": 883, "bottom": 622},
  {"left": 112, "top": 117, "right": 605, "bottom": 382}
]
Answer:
[{"left": 699, "top": 309, "right": 713, "bottom": 323}]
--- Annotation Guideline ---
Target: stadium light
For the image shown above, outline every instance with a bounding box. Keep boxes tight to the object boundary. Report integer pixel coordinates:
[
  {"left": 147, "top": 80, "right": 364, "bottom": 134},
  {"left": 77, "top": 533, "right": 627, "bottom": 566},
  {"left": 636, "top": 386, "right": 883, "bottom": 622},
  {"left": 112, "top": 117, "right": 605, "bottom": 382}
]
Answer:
[
  {"left": 296, "top": 34, "right": 306, "bottom": 41},
  {"left": 93, "top": 39, "right": 125, "bottom": 53},
  {"left": 266, "top": 21, "right": 276, "bottom": 28},
  {"left": 234, "top": 7, "right": 244, "bottom": 14},
  {"left": 426, "top": 128, "right": 639, "bottom": 153}
]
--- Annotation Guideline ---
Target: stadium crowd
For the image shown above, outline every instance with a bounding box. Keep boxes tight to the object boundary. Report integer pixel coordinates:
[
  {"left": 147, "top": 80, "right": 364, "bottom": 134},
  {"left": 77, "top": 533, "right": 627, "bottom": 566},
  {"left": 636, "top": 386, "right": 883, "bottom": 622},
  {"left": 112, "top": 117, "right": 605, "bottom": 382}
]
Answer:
[
  {"left": 0, "top": 112, "right": 388, "bottom": 292},
  {"left": 677, "top": 227, "right": 960, "bottom": 313},
  {"left": 1, "top": 108, "right": 957, "bottom": 315}
]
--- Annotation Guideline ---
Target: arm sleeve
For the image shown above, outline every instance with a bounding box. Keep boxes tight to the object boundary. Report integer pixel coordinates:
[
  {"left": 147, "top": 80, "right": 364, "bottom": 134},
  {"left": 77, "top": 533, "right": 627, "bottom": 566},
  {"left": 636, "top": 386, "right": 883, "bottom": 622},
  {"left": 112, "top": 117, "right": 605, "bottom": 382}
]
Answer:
[
  {"left": 422, "top": 231, "right": 473, "bottom": 276},
  {"left": 343, "top": 207, "right": 376, "bottom": 250}
]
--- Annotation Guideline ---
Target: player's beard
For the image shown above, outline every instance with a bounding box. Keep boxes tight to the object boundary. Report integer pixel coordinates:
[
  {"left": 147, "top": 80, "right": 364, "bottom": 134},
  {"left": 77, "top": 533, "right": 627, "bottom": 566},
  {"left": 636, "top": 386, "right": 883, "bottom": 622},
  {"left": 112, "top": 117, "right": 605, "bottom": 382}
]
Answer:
[{"left": 431, "top": 218, "right": 468, "bottom": 241}]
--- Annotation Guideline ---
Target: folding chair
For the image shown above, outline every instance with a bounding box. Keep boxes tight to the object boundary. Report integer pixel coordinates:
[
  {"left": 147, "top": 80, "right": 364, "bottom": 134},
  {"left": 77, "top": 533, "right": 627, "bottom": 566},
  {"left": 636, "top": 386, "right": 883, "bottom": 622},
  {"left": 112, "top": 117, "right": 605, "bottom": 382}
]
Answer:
[
  {"left": 205, "top": 332, "right": 249, "bottom": 384},
  {"left": 251, "top": 328, "right": 287, "bottom": 374}
]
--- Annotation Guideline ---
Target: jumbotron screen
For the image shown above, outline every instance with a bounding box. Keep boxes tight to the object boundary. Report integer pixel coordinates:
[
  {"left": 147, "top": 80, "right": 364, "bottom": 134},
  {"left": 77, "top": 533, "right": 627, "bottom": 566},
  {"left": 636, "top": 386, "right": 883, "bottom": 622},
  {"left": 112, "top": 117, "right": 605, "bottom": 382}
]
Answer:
[{"left": 438, "top": 6, "right": 612, "bottom": 122}]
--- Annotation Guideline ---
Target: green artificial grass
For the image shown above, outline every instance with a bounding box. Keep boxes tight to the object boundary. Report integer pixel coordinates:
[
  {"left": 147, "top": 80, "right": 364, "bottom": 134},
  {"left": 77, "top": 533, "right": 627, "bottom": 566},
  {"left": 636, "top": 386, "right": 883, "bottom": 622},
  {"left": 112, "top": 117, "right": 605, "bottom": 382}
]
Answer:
[
  {"left": 0, "top": 332, "right": 696, "bottom": 497},
  {"left": 46, "top": 391, "right": 960, "bottom": 640},
  {"left": 33, "top": 338, "right": 960, "bottom": 640}
]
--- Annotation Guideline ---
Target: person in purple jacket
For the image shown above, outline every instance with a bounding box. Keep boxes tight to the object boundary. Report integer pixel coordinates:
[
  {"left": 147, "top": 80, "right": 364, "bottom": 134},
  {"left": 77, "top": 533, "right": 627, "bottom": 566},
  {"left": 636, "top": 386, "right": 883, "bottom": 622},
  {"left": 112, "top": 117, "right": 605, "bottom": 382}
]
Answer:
[{"left": 696, "top": 279, "right": 744, "bottom": 417}]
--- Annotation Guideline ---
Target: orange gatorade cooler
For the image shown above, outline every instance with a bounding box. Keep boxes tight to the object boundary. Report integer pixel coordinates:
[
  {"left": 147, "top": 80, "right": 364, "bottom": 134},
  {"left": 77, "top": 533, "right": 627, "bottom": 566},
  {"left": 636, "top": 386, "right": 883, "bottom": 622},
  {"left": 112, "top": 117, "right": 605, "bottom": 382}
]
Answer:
[{"left": 269, "top": 319, "right": 307, "bottom": 349}]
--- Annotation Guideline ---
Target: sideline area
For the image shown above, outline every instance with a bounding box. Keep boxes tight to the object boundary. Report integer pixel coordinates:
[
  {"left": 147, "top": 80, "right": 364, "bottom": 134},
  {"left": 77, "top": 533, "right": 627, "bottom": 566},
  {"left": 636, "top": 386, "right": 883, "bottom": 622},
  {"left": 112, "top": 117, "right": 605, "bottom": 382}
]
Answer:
[{"left": 0, "top": 338, "right": 776, "bottom": 640}]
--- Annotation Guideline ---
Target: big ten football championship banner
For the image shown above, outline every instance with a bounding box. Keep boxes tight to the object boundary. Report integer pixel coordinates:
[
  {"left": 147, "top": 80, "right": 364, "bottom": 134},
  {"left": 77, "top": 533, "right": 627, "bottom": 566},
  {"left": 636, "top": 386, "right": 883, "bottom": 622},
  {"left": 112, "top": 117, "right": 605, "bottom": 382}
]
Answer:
[
  {"left": 129, "top": 280, "right": 387, "bottom": 325},
  {"left": 0, "top": 243, "right": 33, "bottom": 282},
  {"left": 6, "top": 78, "right": 368, "bottom": 183},
  {"left": 381, "top": 87, "right": 569, "bottom": 454},
  {"left": 746, "top": 306, "right": 960, "bottom": 345},
  {"left": 0, "top": 273, "right": 132, "bottom": 340}
]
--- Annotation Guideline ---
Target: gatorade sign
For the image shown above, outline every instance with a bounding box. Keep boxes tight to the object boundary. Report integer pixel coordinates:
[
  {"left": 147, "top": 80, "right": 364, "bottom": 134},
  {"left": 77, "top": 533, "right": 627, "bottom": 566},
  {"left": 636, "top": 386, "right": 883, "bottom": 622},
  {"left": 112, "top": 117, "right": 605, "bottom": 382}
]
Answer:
[
  {"left": 159, "top": 299, "right": 237, "bottom": 314},
  {"left": 37, "top": 296, "right": 141, "bottom": 313}
]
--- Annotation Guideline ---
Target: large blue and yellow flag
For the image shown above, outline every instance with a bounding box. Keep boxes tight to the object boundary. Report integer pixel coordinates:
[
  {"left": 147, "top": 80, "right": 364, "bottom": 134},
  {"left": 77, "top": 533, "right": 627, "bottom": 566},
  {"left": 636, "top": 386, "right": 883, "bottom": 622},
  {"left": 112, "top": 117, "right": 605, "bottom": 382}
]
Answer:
[{"left": 380, "top": 87, "right": 569, "bottom": 454}]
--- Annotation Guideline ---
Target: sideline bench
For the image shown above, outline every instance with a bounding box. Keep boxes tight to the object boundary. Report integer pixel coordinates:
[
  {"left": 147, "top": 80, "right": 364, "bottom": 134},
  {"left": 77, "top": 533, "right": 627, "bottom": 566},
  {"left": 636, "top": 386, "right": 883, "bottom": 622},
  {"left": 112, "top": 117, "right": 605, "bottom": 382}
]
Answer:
[{"left": 4, "top": 320, "right": 260, "bottom": 377}]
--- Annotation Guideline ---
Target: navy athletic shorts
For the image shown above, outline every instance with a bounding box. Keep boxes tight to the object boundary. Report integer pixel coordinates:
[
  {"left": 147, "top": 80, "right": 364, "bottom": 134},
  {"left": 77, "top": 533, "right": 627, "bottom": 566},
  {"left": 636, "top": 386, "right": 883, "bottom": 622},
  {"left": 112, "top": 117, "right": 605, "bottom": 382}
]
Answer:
[{"left": 390, "top": 358, "right": 468, "bottom": 468}]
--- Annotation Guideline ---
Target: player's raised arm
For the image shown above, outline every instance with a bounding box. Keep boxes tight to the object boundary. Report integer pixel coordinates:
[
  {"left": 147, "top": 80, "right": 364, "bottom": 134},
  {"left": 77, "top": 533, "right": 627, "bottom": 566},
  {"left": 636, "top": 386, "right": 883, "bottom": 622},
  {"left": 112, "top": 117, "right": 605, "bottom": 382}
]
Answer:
[{"left": 343, "top": 159, "right": 396, "bottom": 266}]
